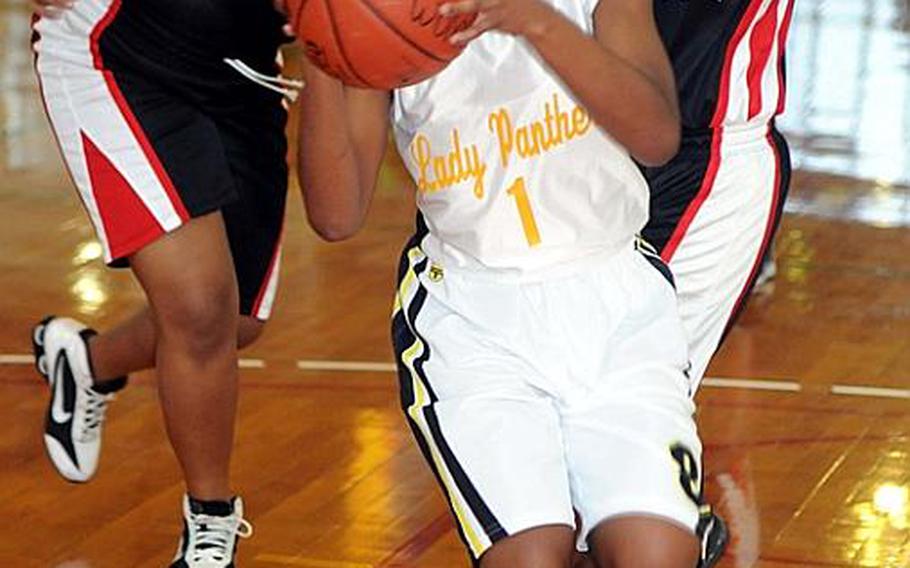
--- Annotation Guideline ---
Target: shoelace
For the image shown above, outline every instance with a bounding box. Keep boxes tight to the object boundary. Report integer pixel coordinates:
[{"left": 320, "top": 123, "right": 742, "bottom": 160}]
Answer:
[
  {"left": 223, "top": 58, "right": 305, "bottom": 102},
  {"left": 190, "top": 513, "right": 253, "bottom": 563},
  {"left": 77, "top": 388, "right": 113, "bottom": 443}
]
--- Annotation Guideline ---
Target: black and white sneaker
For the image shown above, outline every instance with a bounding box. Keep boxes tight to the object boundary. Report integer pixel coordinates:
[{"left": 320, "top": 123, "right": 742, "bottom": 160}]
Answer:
[
  {"left": 698, "top": 509, "right": 729, "bottom": 568},
  {"left": 32, "top": 316, "right": 124, "bottom": 482},
  {"left": 171, "top": 495, "right": 252, "bottom": 568}
]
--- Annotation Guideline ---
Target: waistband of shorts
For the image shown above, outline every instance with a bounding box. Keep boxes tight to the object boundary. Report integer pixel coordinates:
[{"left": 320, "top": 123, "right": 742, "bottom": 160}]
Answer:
[{"left": 413, "top": 235, "right": 637, "bottom": 284}]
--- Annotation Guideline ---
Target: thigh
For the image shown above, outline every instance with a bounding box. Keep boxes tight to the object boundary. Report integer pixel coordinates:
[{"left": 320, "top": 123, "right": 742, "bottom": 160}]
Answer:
[
  {"left": 392, "top": 247, "right": 575, "bottom": 562},
  {"left": 130, "top": 211, "right": 238, "bottom": 324},
  {"left": 215, "top": 100, "right": 288, "bottom": 321},
  {"left": 562, "top": 253, "right": 703, "bottom": 551},
  {"left": 589, "top": 516, "right": 698, "bottom": 568},
  {"left": 481, "top": 525, "right": 576, "bottom": 568}
]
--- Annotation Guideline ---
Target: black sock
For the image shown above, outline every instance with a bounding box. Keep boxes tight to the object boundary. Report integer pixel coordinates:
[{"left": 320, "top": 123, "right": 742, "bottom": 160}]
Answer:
[
  {"left": 189, "top": 496, "right": 235, "bottom": 517},
  {"left": 92, "top": 376, "right": 128, "bottom": 394},
  {"left": 79, "top": 328, "right": 128, "bottom": 394}
]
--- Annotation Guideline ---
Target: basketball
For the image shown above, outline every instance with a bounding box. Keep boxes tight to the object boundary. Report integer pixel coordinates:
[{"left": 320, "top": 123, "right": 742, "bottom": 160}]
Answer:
[{"left": 287, "top": 0, "right": 476, "bottom": 89}]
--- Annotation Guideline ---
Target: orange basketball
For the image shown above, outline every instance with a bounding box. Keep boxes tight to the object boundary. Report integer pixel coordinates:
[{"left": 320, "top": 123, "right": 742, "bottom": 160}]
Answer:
[{"left": 287, "top": 0, "right": 476, "bottom": 89}]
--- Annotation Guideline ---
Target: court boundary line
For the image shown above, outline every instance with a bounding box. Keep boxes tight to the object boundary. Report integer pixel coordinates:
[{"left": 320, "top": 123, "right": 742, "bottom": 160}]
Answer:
[
  {"left": 2, "top": 353, "right": 908, "bottom": 400},
  {"left": 831, "top": 384, "right": 910, "bottom": 399},
  {"left": 297, "top": 360, "right": 398, "bottom": 373},
  {"left": 701, "top": 377, "right": 801, "bottom": 391},
  {"left": 254, "top": 554, "right": 372, "bottom": 568}
]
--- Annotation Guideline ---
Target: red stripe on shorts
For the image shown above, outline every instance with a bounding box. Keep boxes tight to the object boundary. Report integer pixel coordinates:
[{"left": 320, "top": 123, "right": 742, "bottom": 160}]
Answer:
[
  {"left": 746, "top": 0, "right": 780, "bottom": 120},
  {"left": 81, "top": 132, "right": 165, "bottom": 260},
  {"left": 661, "top": 131, "right": 724, "bottom": 262},
  {"left": 710, "top": 0, "right": 767, "bottom": 128},
  {"left": 775, "top": 0, "right": 797, "bottom": 115},
  {"left": 663, "top": 0, "right": 769, "bottom": 262}
]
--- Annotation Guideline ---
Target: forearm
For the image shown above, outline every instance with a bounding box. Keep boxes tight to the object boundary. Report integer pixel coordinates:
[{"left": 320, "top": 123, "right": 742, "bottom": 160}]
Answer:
[
  {"left": 523, "top": 10, "right": 679, "bottom": 165},
  {"left": 298, "top": 69, "right": 370, "bottom": 240},
  {"left": 298, "top": 65, "right": 389, "bottom": 240}
]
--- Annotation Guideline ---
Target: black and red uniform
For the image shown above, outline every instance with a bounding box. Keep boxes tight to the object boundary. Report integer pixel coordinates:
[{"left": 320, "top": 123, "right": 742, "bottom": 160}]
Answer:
[
  {"left": 641, "top": 0, "right": 796, "bottom": 387},
  {"left": 33, "top": 0, "right": 289, "bottom": 319}
]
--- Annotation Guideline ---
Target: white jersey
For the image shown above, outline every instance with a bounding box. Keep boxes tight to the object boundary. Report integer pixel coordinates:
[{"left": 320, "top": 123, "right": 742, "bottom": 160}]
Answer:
[{"left": 391, "top": 0, "right": 649, "bottom": 275}]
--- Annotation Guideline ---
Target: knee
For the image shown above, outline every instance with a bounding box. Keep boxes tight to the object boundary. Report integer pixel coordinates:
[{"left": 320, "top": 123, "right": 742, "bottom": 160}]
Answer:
[
  {"left": 481, "top": 549, "right": 573, "bottom": 568},
  {"left": 601, "top": 542, "right": 698, "bottom": 568},
  {"left": 154, "top": 285, "right": 237, "bottom": 357},
  {"left": 589, "top": 517, "right": 698, "bottom": 568},
  {"left": 238, "top": 316, "right": 266, "bottom": 349},
  {"left": 480, "top": 526, "right": 575, "bottom": 568}
]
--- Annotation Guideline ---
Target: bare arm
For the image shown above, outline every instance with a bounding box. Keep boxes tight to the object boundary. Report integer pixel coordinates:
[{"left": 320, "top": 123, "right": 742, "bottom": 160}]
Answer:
[
  {"left": 297, "top": 61, "right": 391, "bottom": 241},
  {"left": 443, "top": 0, "right": 679, "bottom": 166}
]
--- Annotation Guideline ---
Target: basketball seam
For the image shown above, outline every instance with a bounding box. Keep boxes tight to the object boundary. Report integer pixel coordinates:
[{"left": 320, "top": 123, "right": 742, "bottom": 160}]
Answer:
[
  {"left": 358, "top": 0, "right": 448, "bottom": 64},
  {"left": 323, "top": 0, "right": 372, "bottom": 86}
]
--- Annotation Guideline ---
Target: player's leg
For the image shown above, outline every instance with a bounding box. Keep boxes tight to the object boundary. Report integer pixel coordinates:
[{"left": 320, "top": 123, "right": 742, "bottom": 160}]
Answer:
[
  {"left": 392, "top": 237, "right": 576, "bottom": 568},
  {"left": 69, "top": 311, "right": 264, "bottom": 383},
  {"left": 130, "top": 46, "right": 288, "bottom": 568},
  {"left": 127, "top": 213, "right": 255, "bottom": 567},
  {"left": 480, "top": 526, "right": 576, "bottom": 568},
  {"left": 32, "top": 268, "right": 267, "bottom": 486},
  {"left": 129, "top": 212, "right": 239, "bottom": 500},
  {"left": 32, "top": 6, "right": 285, "bottom": 492},
  {"left": 588, "top": 517, "right": 697, "bottom": 568}
]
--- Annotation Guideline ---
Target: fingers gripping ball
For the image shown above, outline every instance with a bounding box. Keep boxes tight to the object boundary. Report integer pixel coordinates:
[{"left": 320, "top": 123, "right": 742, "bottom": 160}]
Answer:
[{"left": 287, "top": 0, "right": 477, "bottom": 89}]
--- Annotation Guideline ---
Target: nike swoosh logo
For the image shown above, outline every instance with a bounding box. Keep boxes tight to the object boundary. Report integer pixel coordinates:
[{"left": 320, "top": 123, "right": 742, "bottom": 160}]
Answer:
[{"left": 51, "top": 351, "right": 73, "bottom": 424}]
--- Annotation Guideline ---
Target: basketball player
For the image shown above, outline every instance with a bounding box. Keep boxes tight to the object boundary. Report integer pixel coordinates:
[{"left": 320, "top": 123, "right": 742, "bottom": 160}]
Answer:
[
  {"left": 642, "top": 0, "right": 795, "bottom": 388},
  {"left": 30, "top": 1, "right": 293, "bottom": 565},
  {"left": 297, "top": 0, "right": 715, "bottom": 565}
]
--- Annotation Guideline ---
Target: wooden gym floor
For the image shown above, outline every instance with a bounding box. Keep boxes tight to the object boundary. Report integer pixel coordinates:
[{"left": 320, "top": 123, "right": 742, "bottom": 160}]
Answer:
[{"left": 1, "top": 0, "right": 909, "bottom": 566}]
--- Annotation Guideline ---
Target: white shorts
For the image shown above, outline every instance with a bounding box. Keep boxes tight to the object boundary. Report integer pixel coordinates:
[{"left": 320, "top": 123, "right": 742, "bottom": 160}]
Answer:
[
  {"left": 643, "top": 123, "right": 790, "bottom": 389},
  {"left": 391, "top": 234, "right": 704, "bottom": 560}
]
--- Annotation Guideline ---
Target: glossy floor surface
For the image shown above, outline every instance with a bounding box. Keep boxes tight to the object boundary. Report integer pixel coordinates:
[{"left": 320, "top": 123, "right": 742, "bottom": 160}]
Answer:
[{"left": 2, "top": 1, "right": 910, "bottom": 567}]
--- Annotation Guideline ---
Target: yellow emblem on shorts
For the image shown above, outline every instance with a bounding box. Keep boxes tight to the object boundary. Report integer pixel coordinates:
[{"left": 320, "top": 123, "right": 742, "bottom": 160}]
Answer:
[{"left": 428, "top": 264, "right": 444, "bottom": 282}]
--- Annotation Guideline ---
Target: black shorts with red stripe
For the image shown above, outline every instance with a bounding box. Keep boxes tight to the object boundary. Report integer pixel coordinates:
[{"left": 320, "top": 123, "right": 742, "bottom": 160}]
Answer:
[{"left": 33, "top": 0, "right": 289, "bottom": 320}]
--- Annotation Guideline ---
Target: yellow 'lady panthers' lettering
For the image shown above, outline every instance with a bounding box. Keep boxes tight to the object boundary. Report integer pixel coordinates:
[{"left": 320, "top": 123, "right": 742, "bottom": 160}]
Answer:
[
  {"left": 410, "top": 129, "right": 487, "bottom": 198},
  {"left": 488, "top": 93, "right": 592, "bottom": 168}
]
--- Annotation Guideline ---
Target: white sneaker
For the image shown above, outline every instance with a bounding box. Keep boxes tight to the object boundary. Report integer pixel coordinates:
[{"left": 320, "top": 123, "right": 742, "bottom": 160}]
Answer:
[
  {"left": 171, "top": 495, "right": 252, "bottom": 567},
  {"left": 753, "top": 248, "right": 778, "bottom": 290},
  {"left": 33, "top": 316, "right": 121, "bottom": 482}
]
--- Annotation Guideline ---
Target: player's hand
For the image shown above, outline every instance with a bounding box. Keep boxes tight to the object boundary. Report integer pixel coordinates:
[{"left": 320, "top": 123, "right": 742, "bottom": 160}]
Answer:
[
  {"left": 32, "top": 0, "right": 74, "bottom": 19},
  {"left": 439, "top": 0, "right": 557, "bottom": 44}
]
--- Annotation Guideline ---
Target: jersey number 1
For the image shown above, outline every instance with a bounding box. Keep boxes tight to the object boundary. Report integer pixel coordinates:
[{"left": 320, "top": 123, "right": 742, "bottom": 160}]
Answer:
[{"left": 506, "top": 177, "right": 541, "bottom": 247}]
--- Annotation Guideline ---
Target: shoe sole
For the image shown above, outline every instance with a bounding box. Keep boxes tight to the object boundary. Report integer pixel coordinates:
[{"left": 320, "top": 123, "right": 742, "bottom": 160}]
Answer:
[
  {"left": 701, "top": 514, "right": 730, "bottom": 568},
  {"left": 44, "top": 434, "right": 91, "bottom": 483}
]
